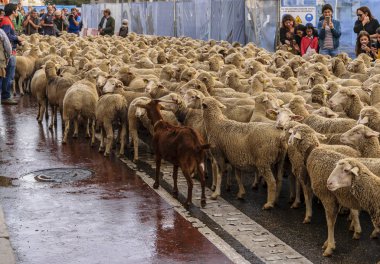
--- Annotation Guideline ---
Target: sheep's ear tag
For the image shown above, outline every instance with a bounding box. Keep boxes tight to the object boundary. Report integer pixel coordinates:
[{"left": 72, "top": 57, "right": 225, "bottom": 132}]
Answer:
[
  {"left": 294, "top": 132, "right": 302, "bottom": 140},
  {"left": 350, "top": 167, "right": 359, "bottom": 177}
]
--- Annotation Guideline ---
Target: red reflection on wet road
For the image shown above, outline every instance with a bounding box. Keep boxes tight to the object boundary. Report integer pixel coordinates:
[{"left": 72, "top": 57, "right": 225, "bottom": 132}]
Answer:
[{"left": 0, "top": 96, "right": 231, "bottom": 264}]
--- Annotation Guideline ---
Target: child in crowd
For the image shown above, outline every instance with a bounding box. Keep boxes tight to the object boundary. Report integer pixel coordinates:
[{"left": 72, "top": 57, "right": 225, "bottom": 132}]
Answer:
[
  {"left": 372, "top": 27, "right": 380, "bottom": 59},
  {"left": 301, "top": 23, "right": 319, "bottom": 56},
  {"left": 355, "top": 30, "right": 377, "bottom": 60},
  {"left": 118, "top": 19, "right": 128, "bottom": 38}
]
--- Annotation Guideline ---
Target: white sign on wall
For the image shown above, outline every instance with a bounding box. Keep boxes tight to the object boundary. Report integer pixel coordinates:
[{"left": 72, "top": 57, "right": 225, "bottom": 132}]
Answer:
[{"left": 280, "top": 6, "right": 317, "bottom": 26}]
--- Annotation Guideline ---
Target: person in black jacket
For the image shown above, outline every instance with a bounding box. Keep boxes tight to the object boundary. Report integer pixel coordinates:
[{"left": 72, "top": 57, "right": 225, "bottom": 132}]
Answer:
[{"left": 354, "top": 6, "right": 379, "bottom": 39}]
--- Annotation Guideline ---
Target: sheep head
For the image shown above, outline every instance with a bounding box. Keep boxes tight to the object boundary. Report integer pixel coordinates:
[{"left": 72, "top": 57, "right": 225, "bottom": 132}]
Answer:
[
  {"left": 102, "top": 77, "right": 123, "bottom": 94},
  {"left": 340, "top": 124, "right": 379, "bottom": 146},
  {"left": 327, "top": 158, "right": 361, "bottom": 191},
  {"left": 312, "top": 107, "right": 339, "bottom": 118},
  {"left": 358, "top": 106, "right": 380, "bottom": 125}
]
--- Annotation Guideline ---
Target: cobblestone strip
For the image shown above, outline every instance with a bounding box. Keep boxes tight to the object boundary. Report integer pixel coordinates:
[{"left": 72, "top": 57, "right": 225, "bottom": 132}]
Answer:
[
  {"left": 122, "top": 155, "right": 312, "bottom": 264},
  {"left": 0, "top": 203, "right": 16, "bottom": 264}
]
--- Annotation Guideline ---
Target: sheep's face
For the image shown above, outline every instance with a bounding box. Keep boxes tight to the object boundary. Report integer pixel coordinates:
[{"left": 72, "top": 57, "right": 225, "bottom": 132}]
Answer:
[
  {"left": 267, "top": 108, "right": 304, "bottom": 130},
  {"left": 312, "top": 107, "right": 338, "bottom": 118},
  {"left": 157, "top": 93, "right": 182, "bottom": 112},
  {"left": 184, "top": 89, "right": 204, "bottom": 109},
  {"left": 358, "top": 107, "right": 379, "bottom": 125},
  {"left": 328, "top": 88, "right": 353, "bottom": 111},
  {"left": 327, "top": 159, "right": 358, "bottom": 191},
  {"left": 340, "top": 124, "right": 379, "bottom": 146},
  {"left": 288, "top": 125, "right": 325, "bottom": 150},
  {"left": 311, "top": 86, "right": 330, "bottom": 105},
  {"left": 255, "top": 93, "right": 280, "bottom": 111},
  {"left": 307, "top": 73, "right": 327, "bottom": 87},
  {"left": 102, "top": 78, "right": 123, "bottom": 94}
]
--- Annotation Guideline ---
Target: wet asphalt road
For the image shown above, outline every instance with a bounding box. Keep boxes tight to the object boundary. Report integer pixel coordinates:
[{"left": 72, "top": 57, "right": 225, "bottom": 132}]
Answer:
[{"left": 0, "top": 96, "right": 231, "bottom": 264}]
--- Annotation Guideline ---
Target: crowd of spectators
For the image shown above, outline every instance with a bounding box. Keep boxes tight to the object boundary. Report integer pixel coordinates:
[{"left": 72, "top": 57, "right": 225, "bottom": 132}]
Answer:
[
  {"left": 0, "top": 3, "right": 83, "bottom": 37},
  {"left": 279, "top": 4, "right": 380, "bottom": 61}
]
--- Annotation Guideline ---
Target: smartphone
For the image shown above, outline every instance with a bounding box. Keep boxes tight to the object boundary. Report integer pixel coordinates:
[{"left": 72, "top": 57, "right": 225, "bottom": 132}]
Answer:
[
  {"left": 325, "top": 16, "right": 330, "bottom": 24},
  {"left": 372, "top": 42, "right": 377, "bottom": 48}
]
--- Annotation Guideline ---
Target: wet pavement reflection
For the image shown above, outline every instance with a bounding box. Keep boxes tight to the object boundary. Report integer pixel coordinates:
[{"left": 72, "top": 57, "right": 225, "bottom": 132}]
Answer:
[{"left": 0, "top": 96, "right": 231, "bottom": 264}]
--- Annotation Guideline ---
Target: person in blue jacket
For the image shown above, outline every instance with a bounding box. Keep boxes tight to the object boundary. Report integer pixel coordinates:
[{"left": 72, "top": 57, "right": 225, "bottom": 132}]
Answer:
[
  {"left": 67, "top": 8, "right": 81, "bottom": 35},
  {"left": 317, "top": 4, "right": 341, "bottom": 57}
]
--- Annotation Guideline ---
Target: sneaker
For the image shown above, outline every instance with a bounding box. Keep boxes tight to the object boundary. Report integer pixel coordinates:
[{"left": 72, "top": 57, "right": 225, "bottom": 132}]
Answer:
[{"left": 1, "top": 98, "right": 18, "bottom": 105}]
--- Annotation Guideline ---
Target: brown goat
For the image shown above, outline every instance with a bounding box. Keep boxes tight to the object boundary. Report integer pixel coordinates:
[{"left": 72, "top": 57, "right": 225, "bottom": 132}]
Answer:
[{"left": 137, "top": 99, "right": 209, "bottom": 208}]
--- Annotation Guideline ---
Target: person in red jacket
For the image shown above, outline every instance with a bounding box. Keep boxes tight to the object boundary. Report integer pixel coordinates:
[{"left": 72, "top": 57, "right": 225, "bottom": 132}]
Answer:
[{"left": 301, "top": 23, "right": 319, "bottom": 56}]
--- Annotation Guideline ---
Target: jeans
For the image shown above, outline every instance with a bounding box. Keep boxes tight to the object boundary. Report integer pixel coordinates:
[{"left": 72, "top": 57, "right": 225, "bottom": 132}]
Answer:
[
  {"left": 0, "top": 55, "right": 16, "bottom": 100},
  {"left": 319, "top": 48, "right": 339, "bottom": 57}
]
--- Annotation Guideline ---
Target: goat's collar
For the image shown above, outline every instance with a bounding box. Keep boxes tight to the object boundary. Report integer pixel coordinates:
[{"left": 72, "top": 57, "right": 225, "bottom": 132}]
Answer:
[
  {"left": 304, "top": 145, "right": 316, "bottom": 165},
  {"left": 153, "top": 119, "right": 164, "bottom": 128}
]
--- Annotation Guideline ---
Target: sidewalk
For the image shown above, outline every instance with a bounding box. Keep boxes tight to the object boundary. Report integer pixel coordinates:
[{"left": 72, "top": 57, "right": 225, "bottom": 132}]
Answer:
[{"left": 0, "top": 204, "right": 15, "bottom": 264}]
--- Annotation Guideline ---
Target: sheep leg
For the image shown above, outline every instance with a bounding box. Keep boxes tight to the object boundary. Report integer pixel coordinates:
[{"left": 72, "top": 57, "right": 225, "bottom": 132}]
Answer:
[
  {"left": 118, "top": 123, "right": 127, "bottom": 157},
  {"left": 73, "top": 118, "right": 79, "bottom": 138},
  {"left": 291, "top": 177, "right": 302, "bottom": 209},
  {"left": 99, "top": 127, "right": 105, "bottom": 153},
  {"left": 37, "top": 104, "right": 41, "bottom": 122},
  {"left": 90, "top": 120, "right": 96, "bottom": 147},
  {"left": 172, "top": 165, "right": 179, "bottom": 198},
  {"left": 210, "top": 156, "right": 218, "bottom": 191},
  {"left": 275, "top": 155, "right": 285, "bottom": 202},
  {"left": 153, "top": 156, "right": 161, "bottom": 189},
  {"left": 44, "top": 98, "right": 49, "bottom": 120},
  {"left": 131, "top": 130, "right": 139, "bottom": 162},
  {"left": 85, "top": 119, "right": 91, "bottom": 138},
  {"left": 349, "top": 209, "right": 361, "bottom": 240},
  {"left": 104, "top": 122, "right": 113, "bottom": 157},
  {"left": 49, "top": 105, "right": 55, "bottom": 130},
  {"left": 39, "top": 102, "right": 46, "bottom": 123},
  {"left": 251, "top": 170, "right": 261, "bottom": 190},
  {"left": 225, "top": 165, "right": 232, "bottom": 191},
  {"left": 301, "top": 182, "right": 314, "bottom": 224},
  {"left": 18, "top": 76, "right": 24, "bottom": 96},
  {"left": 322, "top": 200, "right": 338, "bottom": 257},
  {"left": 261, "top": 167, "right": 276, "bottom": 210},
  {"left": 198, "top": 161, "right": 206, "bottom": 208},
  {"left": 235, "top": 169, "right": 246, "bottom": 199},
  {"left": 288, "top": 173, "right": 296, "bottom": 203},
  {"left": 62, "top": 119, "right": 70, "bottom": 144},
  {"left": 211, "top": 157, "right": 224, "bottom": 200}
]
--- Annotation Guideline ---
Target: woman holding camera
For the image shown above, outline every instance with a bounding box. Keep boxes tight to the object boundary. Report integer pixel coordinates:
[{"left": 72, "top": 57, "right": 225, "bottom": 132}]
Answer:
[
  {"left": 67, "top": 8, "right": 81, "bottom": 35},
  {"left": 354, "top": 6, "right": 379, "bottom": 39},
  {"left": 317, "top": 4, "right": 341, "bottom": 57}
]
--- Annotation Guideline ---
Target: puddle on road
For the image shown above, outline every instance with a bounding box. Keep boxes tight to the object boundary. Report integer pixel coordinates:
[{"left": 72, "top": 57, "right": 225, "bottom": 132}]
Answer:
[
  {"left": 0, "top": 175, "right": 15, "bottom": 187},
  {"left": 21, "top": 168, "right": 94, "bottom": 184}
]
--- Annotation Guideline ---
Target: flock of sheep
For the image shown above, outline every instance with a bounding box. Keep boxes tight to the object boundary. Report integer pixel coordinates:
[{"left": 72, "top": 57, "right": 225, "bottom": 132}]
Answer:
[{"left": 15, "top": 31, "right": 380, "bottom": 259}]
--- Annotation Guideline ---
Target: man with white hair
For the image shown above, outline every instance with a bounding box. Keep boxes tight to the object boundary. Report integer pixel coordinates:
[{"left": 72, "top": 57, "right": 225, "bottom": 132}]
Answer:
[{"left": 118, "top": 19, "right": 128, "bottom": 38}]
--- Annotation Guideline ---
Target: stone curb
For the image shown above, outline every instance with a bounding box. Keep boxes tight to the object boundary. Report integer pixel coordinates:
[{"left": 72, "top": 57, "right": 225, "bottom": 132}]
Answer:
[{"left": 0, "top": 203, "right": 16, "bottom": 264}]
